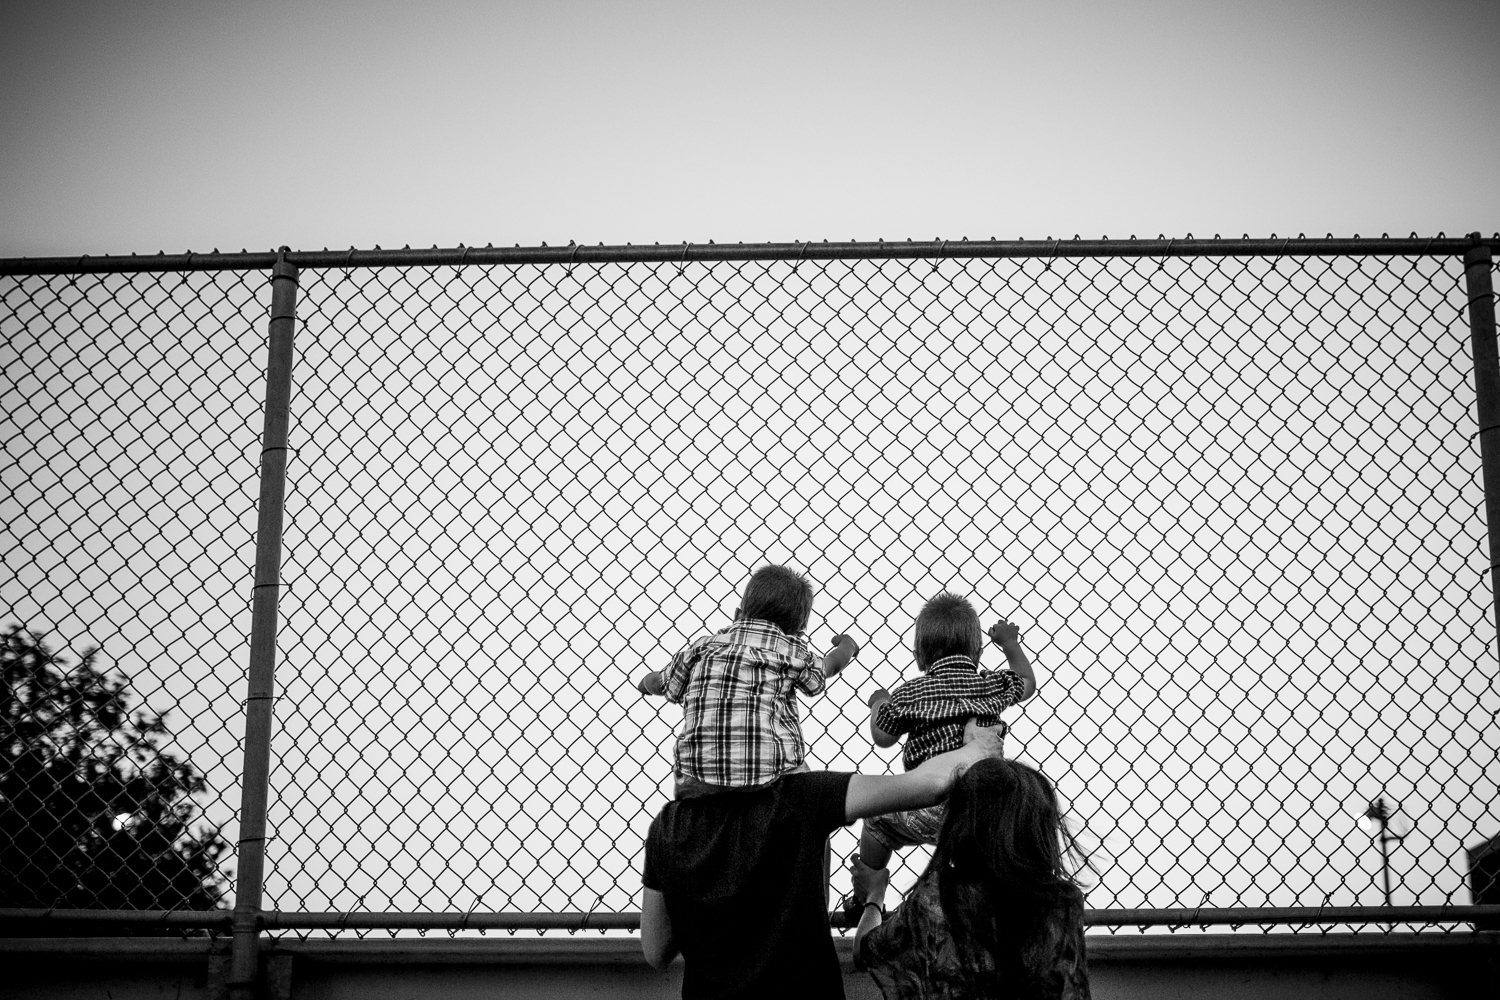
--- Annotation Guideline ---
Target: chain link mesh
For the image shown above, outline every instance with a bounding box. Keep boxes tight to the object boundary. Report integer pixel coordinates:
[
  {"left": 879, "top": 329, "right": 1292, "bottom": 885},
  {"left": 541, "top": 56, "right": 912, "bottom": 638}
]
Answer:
[
  {"left": 3, "top": 248, "right": 1498, "bottom": 932},
  {"left": 2, "top": 269, "right": 266, "bottom": 905}
]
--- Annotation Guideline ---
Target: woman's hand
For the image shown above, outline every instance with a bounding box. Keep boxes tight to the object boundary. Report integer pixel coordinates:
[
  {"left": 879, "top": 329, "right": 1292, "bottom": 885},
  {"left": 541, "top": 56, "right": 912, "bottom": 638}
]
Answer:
[
  {"left": 963, "top": 719, "right": 1006, "bottom": 752},
  {"left": 846, "top": 723, "right": 1008, "bottom": 822}
]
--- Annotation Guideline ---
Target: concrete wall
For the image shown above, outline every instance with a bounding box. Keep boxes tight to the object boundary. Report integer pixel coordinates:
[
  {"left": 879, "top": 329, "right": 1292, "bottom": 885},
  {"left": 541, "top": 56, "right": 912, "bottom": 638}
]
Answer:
[{"left": 3, "top": 932, "right": 1496, "bottom": 1000}]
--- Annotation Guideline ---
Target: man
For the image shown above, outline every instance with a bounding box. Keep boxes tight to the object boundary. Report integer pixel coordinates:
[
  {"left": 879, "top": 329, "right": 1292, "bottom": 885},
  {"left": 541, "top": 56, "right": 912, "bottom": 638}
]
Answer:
[{"left": 640, "top": 726, "right": 1004, "bottom": 999}]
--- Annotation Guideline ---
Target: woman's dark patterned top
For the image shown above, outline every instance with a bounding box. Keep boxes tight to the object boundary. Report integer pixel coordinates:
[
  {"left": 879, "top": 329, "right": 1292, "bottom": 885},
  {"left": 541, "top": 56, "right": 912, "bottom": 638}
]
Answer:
[{"left": 857, "top": 869, "right": 1090, "bottom": 1000}]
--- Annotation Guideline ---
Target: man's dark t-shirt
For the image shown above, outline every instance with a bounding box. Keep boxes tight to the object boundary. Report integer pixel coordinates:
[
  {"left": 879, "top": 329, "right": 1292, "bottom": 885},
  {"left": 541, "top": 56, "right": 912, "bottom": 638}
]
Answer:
[{"left": 642, "top": 770, "right": 854, "bottom": 1000}]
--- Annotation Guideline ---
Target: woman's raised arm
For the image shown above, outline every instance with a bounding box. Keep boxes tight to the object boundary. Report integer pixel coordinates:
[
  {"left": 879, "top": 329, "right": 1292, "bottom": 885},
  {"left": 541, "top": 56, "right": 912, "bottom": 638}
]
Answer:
[{"left": 843, "top": 724, "right": 1004, "bottom": 823}]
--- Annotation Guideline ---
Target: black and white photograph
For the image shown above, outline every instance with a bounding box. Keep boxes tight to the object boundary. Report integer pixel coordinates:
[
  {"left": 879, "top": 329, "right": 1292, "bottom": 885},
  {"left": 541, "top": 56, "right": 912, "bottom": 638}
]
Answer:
[{"left": 3, "top": 3, "right": 1498, "bottom": 998}]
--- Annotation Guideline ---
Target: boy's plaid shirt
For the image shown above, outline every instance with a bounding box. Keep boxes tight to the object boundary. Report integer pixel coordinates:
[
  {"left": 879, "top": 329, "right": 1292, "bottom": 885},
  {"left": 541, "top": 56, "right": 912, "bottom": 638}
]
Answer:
[
  {"left": 662, "top": 619, "right": 825, "bottom": 787},
  {"left": 876, "top": 655, "right": 1025, "bottom": 770}
]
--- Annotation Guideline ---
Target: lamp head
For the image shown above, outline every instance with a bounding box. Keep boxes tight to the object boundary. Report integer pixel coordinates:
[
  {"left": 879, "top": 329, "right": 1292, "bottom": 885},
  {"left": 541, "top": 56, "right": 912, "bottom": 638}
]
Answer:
[{"left": 1359, "top": 796, "right": 1411, "bottom": 838}]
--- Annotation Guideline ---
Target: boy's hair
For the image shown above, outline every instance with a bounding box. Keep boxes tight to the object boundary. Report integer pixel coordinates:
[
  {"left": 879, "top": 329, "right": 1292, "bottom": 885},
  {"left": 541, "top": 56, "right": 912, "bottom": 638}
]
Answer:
[
  {"left": 740, "top": 565, "right": 814, "bottom": 635},
  {"left": 913, "top": 591, "right": 983, "bottom": 668}
]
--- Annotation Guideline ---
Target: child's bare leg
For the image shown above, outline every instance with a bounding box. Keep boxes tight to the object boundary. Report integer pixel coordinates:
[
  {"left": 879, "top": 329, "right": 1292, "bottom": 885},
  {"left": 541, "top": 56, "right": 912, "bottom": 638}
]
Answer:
[{"left": 858, "top": 823, "right": 893, "bottom": 872}]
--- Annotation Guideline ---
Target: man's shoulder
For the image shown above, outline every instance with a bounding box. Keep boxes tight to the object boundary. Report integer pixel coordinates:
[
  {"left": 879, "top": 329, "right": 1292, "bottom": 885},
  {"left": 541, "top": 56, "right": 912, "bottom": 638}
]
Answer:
[
  {"left": 645, "top": 772, "right": 855, "bottom": 897},
  {"left": 650, "top": 772, "right": 853, "bottom": 837}
]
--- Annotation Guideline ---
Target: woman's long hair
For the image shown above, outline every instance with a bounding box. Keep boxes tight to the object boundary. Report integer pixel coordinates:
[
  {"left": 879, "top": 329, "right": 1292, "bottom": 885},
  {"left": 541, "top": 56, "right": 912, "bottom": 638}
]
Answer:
[{"left": 931, "top": 757, "right": 1085, "bottom": 995}]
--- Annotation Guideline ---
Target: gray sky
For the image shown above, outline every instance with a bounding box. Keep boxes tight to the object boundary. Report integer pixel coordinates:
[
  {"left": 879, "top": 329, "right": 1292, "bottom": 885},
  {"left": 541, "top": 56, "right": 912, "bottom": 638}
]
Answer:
[{"left": 2, "top": 0, "right": 1498, "bottom": 258}]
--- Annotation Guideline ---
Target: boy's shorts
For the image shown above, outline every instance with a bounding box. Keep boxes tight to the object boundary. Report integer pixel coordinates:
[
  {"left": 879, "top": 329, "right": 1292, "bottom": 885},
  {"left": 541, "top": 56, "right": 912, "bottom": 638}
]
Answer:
[{"left": 864, "top": 801, "right": 946, "bottom": 851}]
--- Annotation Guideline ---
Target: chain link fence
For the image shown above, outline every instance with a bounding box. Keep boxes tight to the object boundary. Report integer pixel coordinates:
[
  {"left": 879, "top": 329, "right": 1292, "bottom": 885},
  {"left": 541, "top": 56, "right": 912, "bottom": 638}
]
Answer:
[
  {"left": 3, "top": 239, "right": 1499, "bottom": 936},
  {"left": 2, "top": 269, "right": 265, "bottom": 914}
]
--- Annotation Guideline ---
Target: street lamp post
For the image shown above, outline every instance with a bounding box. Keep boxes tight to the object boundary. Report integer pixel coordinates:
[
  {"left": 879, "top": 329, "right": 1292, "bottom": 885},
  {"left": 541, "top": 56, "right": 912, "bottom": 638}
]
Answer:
[{"left": 1361, "top": 796, "right": 1410, "bottom": 907}]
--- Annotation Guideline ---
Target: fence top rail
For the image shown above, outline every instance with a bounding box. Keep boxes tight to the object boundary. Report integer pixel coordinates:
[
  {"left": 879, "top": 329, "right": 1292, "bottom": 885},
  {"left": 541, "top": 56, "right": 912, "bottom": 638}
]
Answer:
[{"left": 2, "top": 234, "right": 1496, "bottom": 276}]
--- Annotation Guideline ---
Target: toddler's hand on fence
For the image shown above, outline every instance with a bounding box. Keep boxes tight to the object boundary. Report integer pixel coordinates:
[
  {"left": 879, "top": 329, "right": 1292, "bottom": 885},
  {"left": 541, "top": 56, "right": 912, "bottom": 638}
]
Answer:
[
  {"left": 988, "top": 619, "right": 1020, "bottom": 648},
  {"left": 829, "top": 634, "right": 860, "bottom": 659}
]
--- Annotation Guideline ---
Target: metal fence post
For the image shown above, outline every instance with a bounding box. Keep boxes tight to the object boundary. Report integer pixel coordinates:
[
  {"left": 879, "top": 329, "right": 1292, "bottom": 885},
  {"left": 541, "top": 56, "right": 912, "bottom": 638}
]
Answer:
[
  {"left": 229, "top": 250, "right": 299, "bottom": 1000},
  {"left": 1464, "top": 235, "right": 1500, "bottom": 652}
]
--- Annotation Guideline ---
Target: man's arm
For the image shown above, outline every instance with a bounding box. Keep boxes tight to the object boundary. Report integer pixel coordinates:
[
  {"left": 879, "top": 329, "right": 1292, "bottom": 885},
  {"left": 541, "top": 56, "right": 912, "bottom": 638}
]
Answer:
[
  {"left": 988, "top": 619, "right": 1037, "bottom": 701},
  {"left": 640, "top": 887, "right": 678, "bottom": 970},
  {"left": 636, "top": 669, "right": 666, "bottom": 697},
  {"left": 843, "top": 725, "right": 1004, "bottom": 823}
]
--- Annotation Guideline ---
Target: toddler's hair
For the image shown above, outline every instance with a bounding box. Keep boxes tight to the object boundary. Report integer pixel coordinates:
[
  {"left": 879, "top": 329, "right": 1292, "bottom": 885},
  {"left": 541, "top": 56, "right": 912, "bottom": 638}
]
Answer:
[
  {"left": 913, "top": 591, "right": 983, "bottom": 668},
  {"left": 740, "top": 565, "right": 814, "bottom": 635}
]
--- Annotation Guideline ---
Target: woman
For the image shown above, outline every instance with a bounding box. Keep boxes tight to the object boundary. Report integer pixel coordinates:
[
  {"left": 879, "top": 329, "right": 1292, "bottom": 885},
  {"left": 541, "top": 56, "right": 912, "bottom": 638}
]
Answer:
[{"left": 852, "top": 757, "right": 1090, "bottom": 999}]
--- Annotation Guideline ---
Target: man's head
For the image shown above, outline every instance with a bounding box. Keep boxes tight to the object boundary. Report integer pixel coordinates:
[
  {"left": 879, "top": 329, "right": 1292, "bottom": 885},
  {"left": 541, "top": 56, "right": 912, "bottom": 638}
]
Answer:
[
  {"left": 738, "top": 565, "right": 814, "bottom": 635},
  {"left": 913, "top": 591, "right": 983, "bottom": 669}
]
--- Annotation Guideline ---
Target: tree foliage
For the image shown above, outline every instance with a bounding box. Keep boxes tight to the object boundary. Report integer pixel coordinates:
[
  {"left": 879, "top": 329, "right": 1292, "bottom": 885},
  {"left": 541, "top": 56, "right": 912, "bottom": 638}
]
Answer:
[{"left": 0, "top": 625, "right": 229, "bottom": 910}]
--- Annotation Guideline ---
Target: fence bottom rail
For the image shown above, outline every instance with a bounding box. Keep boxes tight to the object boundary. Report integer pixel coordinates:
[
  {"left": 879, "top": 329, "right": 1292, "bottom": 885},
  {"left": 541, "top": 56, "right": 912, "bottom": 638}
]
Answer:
[{"left": 2, "top": 906, "right": 1498, "bottom": 933}]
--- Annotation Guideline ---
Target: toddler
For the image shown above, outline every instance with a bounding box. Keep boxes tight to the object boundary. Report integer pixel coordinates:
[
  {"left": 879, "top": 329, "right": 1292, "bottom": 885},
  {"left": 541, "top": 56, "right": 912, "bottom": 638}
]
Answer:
[
  {"left": 637, "top": 564, "right": 858, "bottom": 797},
  {"left": 851, "top": 591, "right": 1036, "bottom": 913}
]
